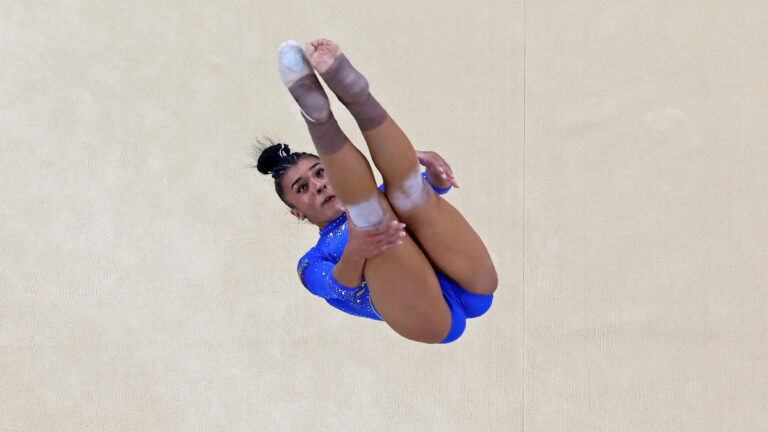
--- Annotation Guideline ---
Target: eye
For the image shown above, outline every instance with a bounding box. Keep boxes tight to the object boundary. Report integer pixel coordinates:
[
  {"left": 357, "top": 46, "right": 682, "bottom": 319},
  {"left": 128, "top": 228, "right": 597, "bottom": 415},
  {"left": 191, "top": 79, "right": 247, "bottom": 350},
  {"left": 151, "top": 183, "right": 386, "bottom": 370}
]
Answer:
[
  {"left": 297, "top": 184, "right": 307, "bottom": 193},
  {"left": 316, "top": 168, "right": 325, "bottom": 177}
]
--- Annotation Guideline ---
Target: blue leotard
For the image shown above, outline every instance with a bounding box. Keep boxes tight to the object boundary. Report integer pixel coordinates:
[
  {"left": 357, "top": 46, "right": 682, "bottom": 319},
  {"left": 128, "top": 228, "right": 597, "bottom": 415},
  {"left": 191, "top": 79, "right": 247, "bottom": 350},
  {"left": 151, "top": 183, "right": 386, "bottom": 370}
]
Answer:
[{"left": 296, "top": 172, "right": 493, "bottom": 343}]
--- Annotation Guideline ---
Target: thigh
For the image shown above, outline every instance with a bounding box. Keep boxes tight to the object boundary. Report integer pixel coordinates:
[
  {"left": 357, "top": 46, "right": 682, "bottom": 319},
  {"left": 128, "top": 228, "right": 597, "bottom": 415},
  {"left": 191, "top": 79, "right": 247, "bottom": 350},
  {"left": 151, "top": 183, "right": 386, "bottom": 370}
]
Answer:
[
  {"left": 357, "top": 112, "right": 496, "bottom": 296},
  {"left": 363, "top": 193, "right": 452, "bottom": 344},
  {"left": 388, "top": 189, "right": 498, "bottom": 297}
]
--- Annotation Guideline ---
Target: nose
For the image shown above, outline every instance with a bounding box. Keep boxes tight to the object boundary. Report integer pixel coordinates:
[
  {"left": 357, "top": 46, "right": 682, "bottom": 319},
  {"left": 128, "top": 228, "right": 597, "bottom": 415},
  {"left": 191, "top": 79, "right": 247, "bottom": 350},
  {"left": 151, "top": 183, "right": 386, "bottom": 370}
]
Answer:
[{"left": 312, "top": 178, "right": 326, "bottom": 194}]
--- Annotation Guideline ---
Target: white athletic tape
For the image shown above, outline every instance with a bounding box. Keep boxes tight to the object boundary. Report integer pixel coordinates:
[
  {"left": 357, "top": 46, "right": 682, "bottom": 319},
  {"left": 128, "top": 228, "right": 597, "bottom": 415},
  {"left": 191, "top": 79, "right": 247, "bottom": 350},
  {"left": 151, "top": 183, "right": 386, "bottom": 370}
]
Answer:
[
  {"left": 388, "top": 168, "right": 428, "bottom": 210},
  {"left": 346, "top": 195, "right": 386, "bottom": 228},
  {"left": 277, "top": 40, "right": 312, "bottom": 88}
]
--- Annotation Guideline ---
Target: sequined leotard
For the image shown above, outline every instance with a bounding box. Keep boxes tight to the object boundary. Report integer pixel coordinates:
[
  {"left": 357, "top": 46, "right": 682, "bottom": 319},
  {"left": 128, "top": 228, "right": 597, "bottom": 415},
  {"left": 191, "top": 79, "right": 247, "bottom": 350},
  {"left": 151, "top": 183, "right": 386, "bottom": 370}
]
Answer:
[{"left": 296, "top": 172, "right": 493, "bottom": 343}]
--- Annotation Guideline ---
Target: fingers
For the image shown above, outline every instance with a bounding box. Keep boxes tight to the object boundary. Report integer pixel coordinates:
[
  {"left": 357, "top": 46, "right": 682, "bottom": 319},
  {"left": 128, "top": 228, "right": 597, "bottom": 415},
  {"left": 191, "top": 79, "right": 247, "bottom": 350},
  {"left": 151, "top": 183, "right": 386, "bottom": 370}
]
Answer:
[
  {"left": 379, "top": 220, "right": 406, "bottom": 240},
  {"left": 376, "top": 220, "right": 406, "bottom": 251},
  {"left": 436, "top": 166, "right": 459, "bottom": 188},
  {"left": 364, "top": 219, "right": 403, "bottom": 234},
  {"left": 349, "top": 217, "right": 406, "bottom": 251}
]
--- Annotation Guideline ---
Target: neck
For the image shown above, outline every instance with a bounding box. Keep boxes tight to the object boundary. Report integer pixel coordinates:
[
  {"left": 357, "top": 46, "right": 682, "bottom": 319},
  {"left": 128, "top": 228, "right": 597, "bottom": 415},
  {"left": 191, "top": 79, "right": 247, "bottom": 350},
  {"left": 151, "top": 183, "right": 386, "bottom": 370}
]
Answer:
[{"left": 318, "top": 211, "right": 346, "bottom": 233}]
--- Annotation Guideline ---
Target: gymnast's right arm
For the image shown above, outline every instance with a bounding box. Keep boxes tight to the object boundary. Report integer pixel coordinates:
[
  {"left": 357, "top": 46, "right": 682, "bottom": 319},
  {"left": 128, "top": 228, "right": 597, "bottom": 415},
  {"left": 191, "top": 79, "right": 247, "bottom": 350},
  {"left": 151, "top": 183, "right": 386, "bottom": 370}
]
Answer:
[
  {"left": 332, "top": 214, "right": 405, "bottom": 286},
  {"left": 332, "top": 252, "right": 366, "bottom": 288},
  {"left": 298, "top": 249, "right": 365, "bottom": 299},
  {"left": 298, "top": 215, "right": 406, "bottom": 297}
]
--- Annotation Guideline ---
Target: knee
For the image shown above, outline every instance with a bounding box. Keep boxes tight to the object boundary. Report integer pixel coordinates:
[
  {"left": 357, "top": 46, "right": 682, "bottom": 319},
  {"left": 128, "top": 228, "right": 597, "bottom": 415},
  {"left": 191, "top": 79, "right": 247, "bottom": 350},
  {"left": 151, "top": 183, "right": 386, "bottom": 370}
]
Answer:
[
  {"left": 385, "top": 169, "right": 431, "bottom": 213},
  {"left": 346, "top": 194, "right": 389, "bottom": 228}
]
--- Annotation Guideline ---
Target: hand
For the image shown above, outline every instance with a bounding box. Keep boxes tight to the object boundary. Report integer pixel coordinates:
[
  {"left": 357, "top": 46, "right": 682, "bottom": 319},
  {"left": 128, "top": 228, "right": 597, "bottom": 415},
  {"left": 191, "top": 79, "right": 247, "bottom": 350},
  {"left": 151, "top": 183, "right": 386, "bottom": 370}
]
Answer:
[
  {"left": 415, "top": 150, "right": 459, "bottom": 188},
  {"left": 342, "top": 207, "right": 406, "bottom": 260}
]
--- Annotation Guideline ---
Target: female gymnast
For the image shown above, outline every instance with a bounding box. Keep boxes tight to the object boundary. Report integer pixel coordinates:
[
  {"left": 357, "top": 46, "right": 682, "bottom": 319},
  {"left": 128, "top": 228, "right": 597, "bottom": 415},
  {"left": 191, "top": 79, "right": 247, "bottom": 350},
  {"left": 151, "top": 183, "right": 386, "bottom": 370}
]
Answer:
[{"left": 256, "top": 38, "right": 497, "bottom": 344}]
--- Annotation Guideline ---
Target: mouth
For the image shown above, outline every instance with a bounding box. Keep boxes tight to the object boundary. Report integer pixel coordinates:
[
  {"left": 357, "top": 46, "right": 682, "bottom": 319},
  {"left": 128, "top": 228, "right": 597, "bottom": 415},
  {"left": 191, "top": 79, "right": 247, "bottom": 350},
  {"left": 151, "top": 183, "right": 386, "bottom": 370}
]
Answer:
[{"left": 321, "top": 195, "right": 336, "bottom": 206}]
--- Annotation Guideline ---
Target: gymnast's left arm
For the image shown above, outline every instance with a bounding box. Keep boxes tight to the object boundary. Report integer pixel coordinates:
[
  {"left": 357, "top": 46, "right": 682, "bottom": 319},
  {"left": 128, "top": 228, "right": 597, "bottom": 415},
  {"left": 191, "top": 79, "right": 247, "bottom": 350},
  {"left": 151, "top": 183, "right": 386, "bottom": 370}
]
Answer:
[{"left": 416, "top": 150, "right": 459, "bottom": 192}]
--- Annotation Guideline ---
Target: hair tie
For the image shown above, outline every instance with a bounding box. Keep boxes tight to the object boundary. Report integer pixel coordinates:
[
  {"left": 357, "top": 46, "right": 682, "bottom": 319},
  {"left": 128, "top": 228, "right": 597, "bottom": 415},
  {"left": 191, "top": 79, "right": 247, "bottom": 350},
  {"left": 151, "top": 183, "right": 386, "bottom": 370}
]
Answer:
[
  {"left": 270, "top": 144, "right": 288, "bottom": 174},
  {"left": 278, "top": 143, "right": 290, "bottom": 158}
]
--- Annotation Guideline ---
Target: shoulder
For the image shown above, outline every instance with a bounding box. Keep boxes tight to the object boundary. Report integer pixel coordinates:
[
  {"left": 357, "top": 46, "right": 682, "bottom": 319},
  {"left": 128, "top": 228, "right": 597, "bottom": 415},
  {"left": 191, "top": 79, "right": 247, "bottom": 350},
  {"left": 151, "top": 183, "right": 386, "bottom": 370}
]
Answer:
[
  {"left": 297, "top": 246, "right": 322, "bottom": 268},
  {"left": 296, "top": 248, "right": 316, "bottom": 285}
]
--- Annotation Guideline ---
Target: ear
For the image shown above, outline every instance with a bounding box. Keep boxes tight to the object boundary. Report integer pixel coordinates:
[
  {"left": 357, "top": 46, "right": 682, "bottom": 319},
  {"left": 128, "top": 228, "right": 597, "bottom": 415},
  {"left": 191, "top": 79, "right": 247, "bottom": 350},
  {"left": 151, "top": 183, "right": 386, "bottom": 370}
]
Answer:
[{"left": 290, "top": 209, "right": 305, "bottom": 220}]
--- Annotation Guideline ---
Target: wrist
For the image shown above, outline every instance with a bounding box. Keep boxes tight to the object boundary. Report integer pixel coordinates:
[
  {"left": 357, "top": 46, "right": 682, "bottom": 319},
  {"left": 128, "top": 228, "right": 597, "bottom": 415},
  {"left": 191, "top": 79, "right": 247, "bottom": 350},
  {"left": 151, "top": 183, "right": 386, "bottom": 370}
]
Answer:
[
  {"left": 334, "top": 248, "right": 367, "bottom": 288},
  {"left": 342, "top": 247, "right": 366, "bottom": 263},
  {"left": 426, "top": 171, "right": 451, "bottom": 190}
]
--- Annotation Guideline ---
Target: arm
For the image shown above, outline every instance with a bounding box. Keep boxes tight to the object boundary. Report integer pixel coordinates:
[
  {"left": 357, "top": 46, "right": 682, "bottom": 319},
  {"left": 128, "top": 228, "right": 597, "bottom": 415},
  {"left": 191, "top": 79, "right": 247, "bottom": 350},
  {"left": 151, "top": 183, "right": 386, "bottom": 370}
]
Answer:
[
  {"left": 378, "top": 172, "right": 453, "bottom": 195},
  {"left": 333, "top": 209, "right": 406, "bottom": 287},
  {"left": 298, "top": 249, "right": 364, "bottom": 299},
  {"left": 376, "top": 151, "right": 457, "bottom": 194},
  {"left": 417, "top": 150, "right": 458, "bottom": 192},
  {"left": 298, "top": 212, "right": 406, "bottom": 297},
  {"left": 422, "top": 172, "right": 452, "bottom": 194},
  {"left": 332, "top": 252, "right": 366, "bottom": 287},
  {"left": 333, "top": 211, "right": 405, "bottom": 286}
]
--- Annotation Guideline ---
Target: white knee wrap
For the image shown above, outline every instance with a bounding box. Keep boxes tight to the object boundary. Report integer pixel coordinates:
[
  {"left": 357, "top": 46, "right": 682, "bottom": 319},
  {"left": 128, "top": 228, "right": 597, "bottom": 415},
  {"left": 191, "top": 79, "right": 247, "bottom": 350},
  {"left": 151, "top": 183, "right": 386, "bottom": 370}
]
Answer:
[
  {"left": 346, "top": 195, "right": 386, "bottom": 228},
  {"left": 388, "top": 168, "right": 429, "bottom": 211}
]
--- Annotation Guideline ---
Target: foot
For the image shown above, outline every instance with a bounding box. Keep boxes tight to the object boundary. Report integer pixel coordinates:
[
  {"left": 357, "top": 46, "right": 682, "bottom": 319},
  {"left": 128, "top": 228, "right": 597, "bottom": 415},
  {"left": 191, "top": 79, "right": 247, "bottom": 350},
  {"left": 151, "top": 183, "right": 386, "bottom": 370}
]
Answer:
[
  {"left": 303, "top": 38, "right": 342, "bottom": 74},
  {"left": 277, "top": 40, "right": 331, "bottom": 122},
  {"left": 277, "top": 40, "right": 313, "bottom": 88},
  {"left": 304, "top": 38, "right": 370, "bottom": 105}
]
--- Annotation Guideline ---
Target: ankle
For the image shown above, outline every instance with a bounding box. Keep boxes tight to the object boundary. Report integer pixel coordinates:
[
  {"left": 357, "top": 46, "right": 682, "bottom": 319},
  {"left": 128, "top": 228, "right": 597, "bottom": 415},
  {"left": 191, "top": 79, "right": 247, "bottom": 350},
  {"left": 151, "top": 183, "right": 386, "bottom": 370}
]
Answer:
[
  {"left": 305, "top": 111, "right": 348, "bottom": 155},
  {"left": 288, "top": 74, "right": 331, "bottom": 123}
]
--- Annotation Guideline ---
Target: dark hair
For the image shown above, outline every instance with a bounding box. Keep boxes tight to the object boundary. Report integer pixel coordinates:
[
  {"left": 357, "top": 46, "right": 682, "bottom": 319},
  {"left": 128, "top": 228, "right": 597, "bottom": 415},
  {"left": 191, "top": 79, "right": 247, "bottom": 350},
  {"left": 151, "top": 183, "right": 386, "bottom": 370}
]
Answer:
[{"left": 252, "top": 138, "right": 318, "bottom": 208}]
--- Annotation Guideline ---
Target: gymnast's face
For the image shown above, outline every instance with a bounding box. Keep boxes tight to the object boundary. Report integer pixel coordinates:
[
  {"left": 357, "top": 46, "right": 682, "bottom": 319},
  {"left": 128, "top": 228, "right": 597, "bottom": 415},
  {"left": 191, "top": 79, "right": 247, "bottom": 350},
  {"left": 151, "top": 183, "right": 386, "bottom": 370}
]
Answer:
[{"left": 282, "top": 156, "right": 344, "bottom": 228}]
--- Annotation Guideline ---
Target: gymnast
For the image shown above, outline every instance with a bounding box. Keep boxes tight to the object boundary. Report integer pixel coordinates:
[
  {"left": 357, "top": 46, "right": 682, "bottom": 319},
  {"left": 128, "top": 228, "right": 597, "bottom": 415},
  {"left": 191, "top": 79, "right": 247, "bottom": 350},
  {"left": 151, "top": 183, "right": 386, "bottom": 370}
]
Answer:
[{"left": 256, "top": 38, "right": 498, "bottom": 344}]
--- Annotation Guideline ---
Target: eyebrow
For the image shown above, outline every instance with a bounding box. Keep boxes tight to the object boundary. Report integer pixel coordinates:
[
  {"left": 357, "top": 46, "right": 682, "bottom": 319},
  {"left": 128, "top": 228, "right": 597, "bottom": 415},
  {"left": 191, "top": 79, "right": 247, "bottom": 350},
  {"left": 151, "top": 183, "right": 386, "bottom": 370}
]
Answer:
[{"left": 291, "top": 162, "right": 322, "bottom": 190}]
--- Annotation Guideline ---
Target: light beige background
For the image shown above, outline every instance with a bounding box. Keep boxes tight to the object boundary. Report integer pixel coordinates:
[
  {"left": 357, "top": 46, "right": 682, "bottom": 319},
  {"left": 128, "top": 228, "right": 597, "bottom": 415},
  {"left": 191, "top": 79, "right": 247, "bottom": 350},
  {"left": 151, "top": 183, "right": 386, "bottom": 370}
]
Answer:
[{"left": 0, "top": 1, "right": 765, "bottom": 431}]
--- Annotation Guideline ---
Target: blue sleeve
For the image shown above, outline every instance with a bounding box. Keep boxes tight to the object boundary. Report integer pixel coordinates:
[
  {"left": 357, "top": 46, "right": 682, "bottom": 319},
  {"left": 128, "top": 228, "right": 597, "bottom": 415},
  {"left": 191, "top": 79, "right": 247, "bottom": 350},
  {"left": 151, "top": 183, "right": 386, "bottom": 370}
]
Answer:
[
  {"left": 377, "top": 171, "right": 452, "bottom": 195},
  {"left": 297, "top": 248, "right": 365, "bottom": 300}
]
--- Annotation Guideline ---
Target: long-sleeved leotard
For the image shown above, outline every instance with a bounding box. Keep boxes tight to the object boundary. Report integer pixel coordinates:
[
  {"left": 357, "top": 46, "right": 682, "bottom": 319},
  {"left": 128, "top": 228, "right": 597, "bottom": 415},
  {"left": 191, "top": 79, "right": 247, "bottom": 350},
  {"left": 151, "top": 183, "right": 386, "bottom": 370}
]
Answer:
[{"left": 296, "top": 172, "right": 493, "bottom": 343}]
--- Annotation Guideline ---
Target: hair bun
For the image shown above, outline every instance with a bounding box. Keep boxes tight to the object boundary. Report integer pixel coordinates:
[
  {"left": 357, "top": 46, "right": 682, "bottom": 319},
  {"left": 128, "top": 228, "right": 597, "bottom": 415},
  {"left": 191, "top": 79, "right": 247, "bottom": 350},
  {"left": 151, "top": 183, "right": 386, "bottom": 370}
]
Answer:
[{"left": 256, "top": 143, "right": 291, "bottom": 175}]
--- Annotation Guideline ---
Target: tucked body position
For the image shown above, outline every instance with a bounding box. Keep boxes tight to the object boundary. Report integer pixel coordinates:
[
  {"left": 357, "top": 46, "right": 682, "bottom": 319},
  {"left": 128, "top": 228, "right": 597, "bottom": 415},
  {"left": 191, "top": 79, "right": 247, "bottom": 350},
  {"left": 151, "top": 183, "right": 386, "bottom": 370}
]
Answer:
[{"left": 256, "top": 39, "right": 498, "bottom": 344}]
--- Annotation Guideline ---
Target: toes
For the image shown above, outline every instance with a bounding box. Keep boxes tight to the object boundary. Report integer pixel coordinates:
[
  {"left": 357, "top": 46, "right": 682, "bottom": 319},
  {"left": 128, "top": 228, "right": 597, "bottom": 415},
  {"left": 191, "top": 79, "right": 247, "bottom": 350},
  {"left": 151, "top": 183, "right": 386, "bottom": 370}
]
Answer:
[
  {"left": 316, "top": 38, "right": 331, "bottom": 49},
  {"left": 303, "top": 42, "right": 316, "bottom": 56}
]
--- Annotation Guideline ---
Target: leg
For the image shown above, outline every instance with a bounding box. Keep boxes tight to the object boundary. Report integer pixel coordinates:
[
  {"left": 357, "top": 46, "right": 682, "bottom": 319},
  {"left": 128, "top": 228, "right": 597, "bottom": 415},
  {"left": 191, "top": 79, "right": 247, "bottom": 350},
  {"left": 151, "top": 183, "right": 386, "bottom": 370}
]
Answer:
[
  {"left": 304, "top": 39, "right": 498, "bottom": 296},
  {"left": 277, "top": 41, "right": 451, "bottom": 343},
  {"left": 362, "top": 119, "right": 499, "bottom": 297},
  {"left": 322, "top": 145, "right": 457, "bottom": 343}
]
